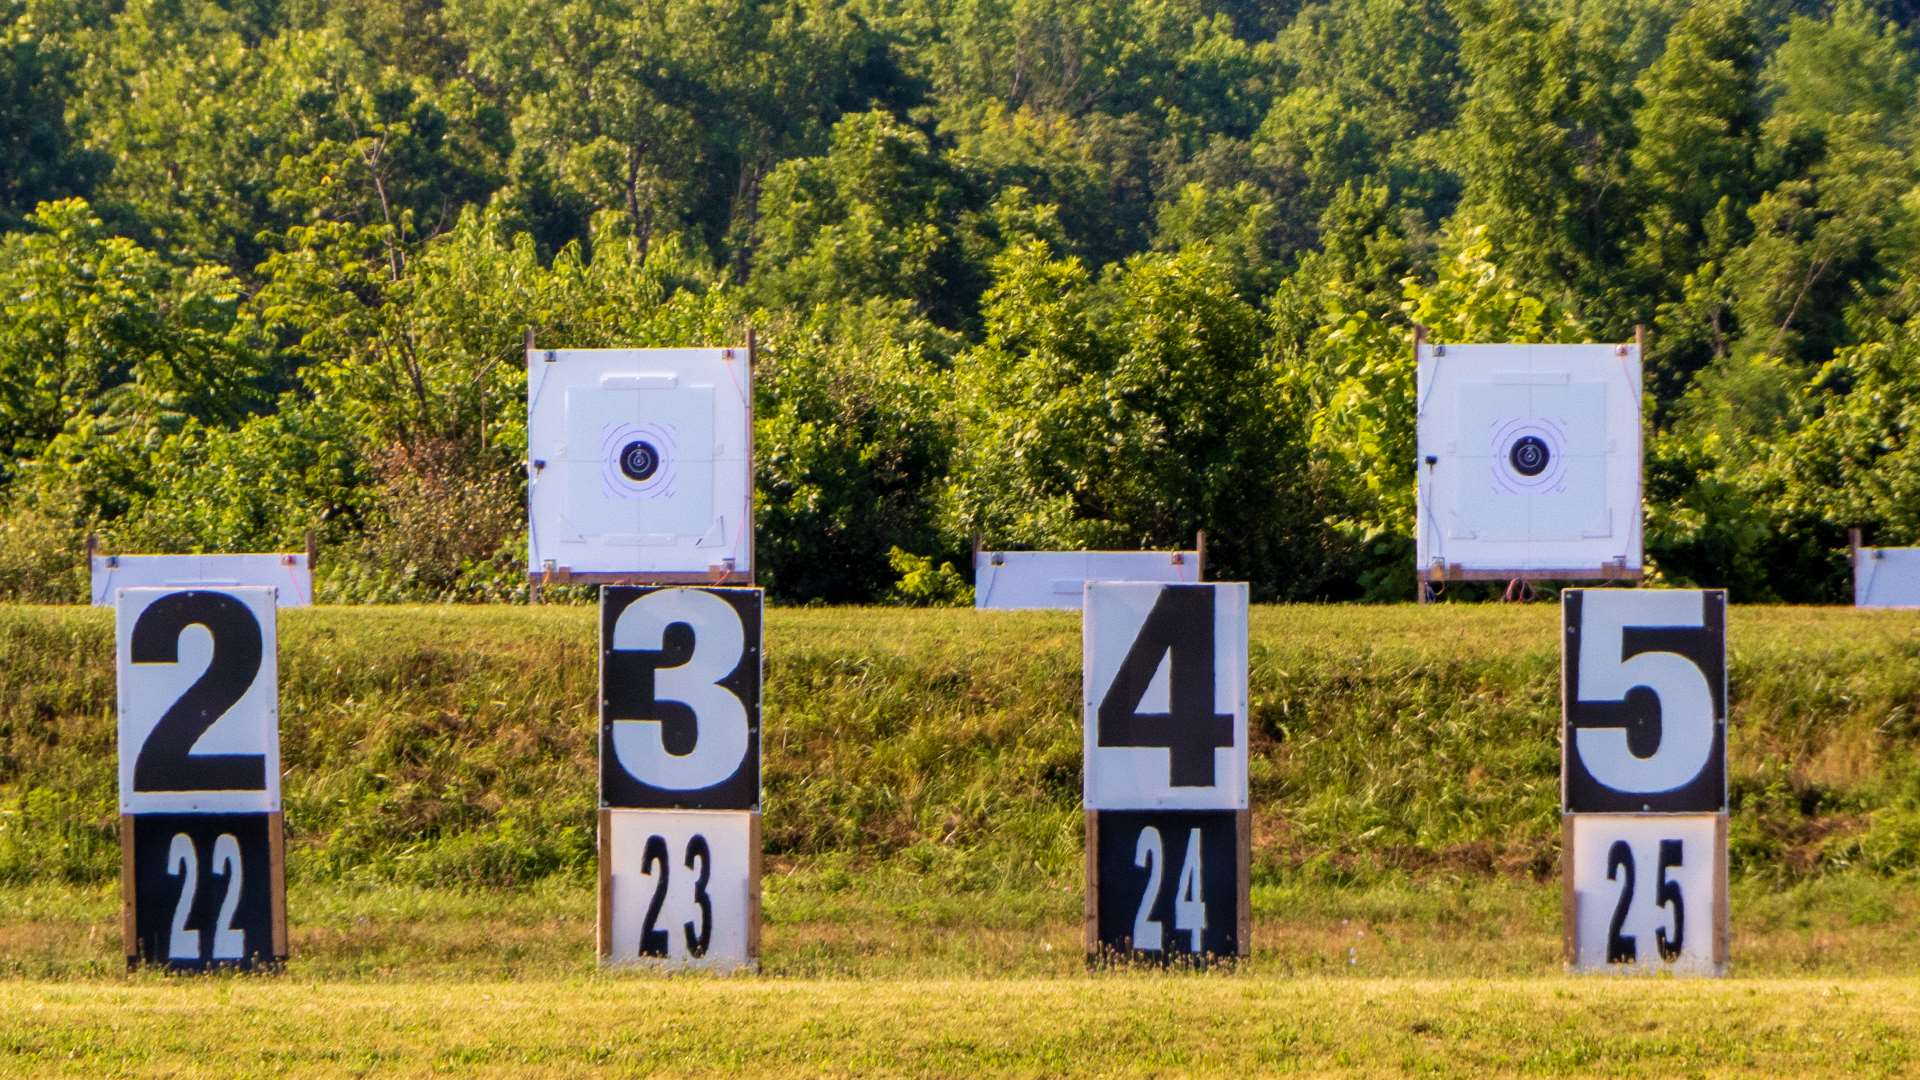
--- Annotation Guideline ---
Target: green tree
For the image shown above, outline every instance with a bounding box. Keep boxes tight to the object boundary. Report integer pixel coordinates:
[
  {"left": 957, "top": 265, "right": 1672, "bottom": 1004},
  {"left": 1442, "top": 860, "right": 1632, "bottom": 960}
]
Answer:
[{"left": 0, "top": 200, "right": 262, "bottom": 516}]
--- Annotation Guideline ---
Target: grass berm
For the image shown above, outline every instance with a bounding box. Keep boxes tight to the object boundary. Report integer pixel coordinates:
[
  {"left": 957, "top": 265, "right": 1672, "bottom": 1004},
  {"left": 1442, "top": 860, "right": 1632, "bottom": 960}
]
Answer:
[{"left": 2, "top": 603, "right": 1919, "bottom": 1075}]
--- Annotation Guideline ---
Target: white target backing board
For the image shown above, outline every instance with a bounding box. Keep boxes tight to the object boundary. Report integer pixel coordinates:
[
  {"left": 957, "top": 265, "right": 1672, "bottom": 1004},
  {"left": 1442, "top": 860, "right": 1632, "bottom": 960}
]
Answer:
[
  {"left": 1565, "top": 813, "right": 1726, "bottom": 975},
  {"left": 527, "top": 347, "right": 752, "bottom": 581},
  {"left": 1084, "top": 583, "right": 1248, "bottom": 811},
  {"left": 116, "top": 587, "right": 280, "bottom": 815},
  {"left": 975, "top": 550, "right": 1200, "bottom": 610},
  {"left": 1416, "top": 341, "right": 1642, "bottom": 579},
  {"left": 92, "top": 554, "right": 311, "bottom": 607},
  {"left": 1855, "top": 547, "right": 1920, "bottom": 607},
  {"left": 600, "top": 809, "right": 757, "bottom": 970}
]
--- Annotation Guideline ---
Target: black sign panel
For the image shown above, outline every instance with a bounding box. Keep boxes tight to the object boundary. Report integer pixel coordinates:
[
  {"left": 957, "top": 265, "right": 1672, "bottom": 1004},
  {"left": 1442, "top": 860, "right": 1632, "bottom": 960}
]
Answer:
[
  {"left": 1093, "top": 810, "right": 1243, "bottom": 963},
  {"left": 601, "top": 587, "right": 762, "bottom": 810},
  {"left": 1563, "top": 590, "right": 1727, "bottom": 813},
  {"left": 128, "top": 813, "right": 281, "bottom": 971}
]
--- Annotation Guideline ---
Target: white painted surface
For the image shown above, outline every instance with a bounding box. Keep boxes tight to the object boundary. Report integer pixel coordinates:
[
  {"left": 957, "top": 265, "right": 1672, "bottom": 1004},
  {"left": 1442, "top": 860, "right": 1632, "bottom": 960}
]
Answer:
[
  {"left": 1568, "top": 814, "right": 1723, "bottom": 976},
  {"left": 1855, "top": 547, "right": 1920, "bottom": 607},
  {"left": 91, "top": 554, "right": 311, "bottom": 607},
  {"left": 1083, "top": 582, "right": 1248, "bottom": 811},
  {"left": 1416, "top": 342, "right": 1641, "bottom": 575},
  {"left": 116, "top": 587, "right": 279, "bottom": 815},
  {"left": 604, "top": 810, "right": 754, "bottom": 971},
  {"left": 528, "top": 347, "right": 752, "bottom": 577},
  {"left": 974, "top": 550, "right": 1199, "bottom": 610}
]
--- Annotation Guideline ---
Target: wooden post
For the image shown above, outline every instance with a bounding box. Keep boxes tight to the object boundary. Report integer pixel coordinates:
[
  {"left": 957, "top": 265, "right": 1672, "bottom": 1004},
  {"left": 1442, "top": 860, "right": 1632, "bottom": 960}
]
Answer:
[
  {"left": 1195, "top": 530, "right": 1207, "bottom": 582},
  {"left": 1083, "top": 811, "right": 1100, "bottom": 958}
]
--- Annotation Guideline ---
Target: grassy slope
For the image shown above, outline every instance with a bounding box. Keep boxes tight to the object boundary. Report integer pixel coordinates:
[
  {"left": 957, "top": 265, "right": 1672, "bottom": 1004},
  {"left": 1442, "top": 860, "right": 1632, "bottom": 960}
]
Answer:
[
  {"left": 5, "top": 603, "right": 1917, "bottom": 890},
  {"left": 3, "top": 604, "right": 1919, "bottom": 1075}
]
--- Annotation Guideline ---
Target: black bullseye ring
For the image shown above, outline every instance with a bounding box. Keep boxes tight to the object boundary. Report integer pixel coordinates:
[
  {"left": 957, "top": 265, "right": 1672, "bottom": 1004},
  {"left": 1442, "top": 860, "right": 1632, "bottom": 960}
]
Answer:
[
  {"left": 618, "top": 440, "right": 661, "bottom": 482},
  {"left": 1508, "top": 435, "right": 1550, "bottom": 477}
]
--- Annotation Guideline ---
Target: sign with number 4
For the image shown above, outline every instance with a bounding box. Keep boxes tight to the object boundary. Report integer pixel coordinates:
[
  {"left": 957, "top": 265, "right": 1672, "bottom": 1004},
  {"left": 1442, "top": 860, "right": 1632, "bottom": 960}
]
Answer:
[
  {"left": 1084, "top": 582, "right": 1250, "bottom": 963},
  {"left": 116, "top": 587, "right": 286, "bottom": 971},
  {"left": 1084, "top": 583, "right": 1249, "bottom": 811}
]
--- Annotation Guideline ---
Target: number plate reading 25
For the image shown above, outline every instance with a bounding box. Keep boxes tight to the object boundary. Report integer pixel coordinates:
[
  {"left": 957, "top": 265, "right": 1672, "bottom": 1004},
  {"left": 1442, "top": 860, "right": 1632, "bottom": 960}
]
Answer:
[{"left": 1569, "top": 815, "right": 1723, "bottom": 974}]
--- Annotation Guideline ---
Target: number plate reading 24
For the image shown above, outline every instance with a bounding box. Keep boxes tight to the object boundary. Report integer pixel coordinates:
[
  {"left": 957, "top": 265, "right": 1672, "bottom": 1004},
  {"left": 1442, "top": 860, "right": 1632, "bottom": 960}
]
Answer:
[
  {"left": 116, "top": 587, "right": 285, "bottom": 971},
  {"left": 1094, "top": 811, "right": 1243, "bottom": 963}
]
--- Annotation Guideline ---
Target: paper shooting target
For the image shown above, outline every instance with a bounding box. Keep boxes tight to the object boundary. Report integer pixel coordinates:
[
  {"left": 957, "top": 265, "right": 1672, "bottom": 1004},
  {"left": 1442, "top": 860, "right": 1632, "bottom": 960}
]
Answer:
[
  {"left": 527, "top": 347, "right": 752, "bottom": 580},
  {"left": 1416, "top": 342, "right": 1642, "bottom": 578}
]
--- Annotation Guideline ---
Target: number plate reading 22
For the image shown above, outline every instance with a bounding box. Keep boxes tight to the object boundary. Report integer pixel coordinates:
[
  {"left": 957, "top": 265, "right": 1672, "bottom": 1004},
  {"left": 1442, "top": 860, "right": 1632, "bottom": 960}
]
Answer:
[{"left": 129, "top": 814, "right": 278, "bottom": 970}]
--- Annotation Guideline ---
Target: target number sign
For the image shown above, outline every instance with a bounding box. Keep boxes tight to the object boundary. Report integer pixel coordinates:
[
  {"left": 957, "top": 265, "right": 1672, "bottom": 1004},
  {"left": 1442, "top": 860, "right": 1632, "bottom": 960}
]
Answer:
[
  {"left": 1566, "top": 814, "right": 1725, "bottom": 974},
  {"left": 1084, "top": 582, "right": 1249, "bottom": 962},
  {"left": 598, "top": 586, "right": 761, "bottom": 970},
  {"left": 1090, "top": 809, "right": 1247, "bottom": 962},
  {"left": 600, "top": 586, "right": 762, "bottom": 810},
  {"left": 115, "top": 587, "right": 286, "bottom": 970},
  {"left": 1084, "top": 582, "right": 1249, "bottom": 810},
  {"left": 601, "top": 810, "right": 756, "bottom": 968},
  {"left": 1562, "top": 589, "right": 1726, "bottom": 814}
]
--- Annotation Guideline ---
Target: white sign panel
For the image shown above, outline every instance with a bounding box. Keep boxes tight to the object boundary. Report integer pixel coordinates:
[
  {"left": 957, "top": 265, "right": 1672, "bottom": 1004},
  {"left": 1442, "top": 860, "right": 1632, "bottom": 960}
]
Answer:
[
  {"left": 1416, "top": 342, "right": 1641, "bottom": 576},
  {"left": 975, "top": 550, "right": 1200, "bottom": 610},
  {"left": 1568, "top": 814, "right": 1724, "bottom": 975},
  {"left": 1855, "top": 547, "right": 1920, "bottom": 607},
  {"left": 603, "top": 810, "right": 755, "bottom": 970},
  {"left": 527, "top": 347, "right": 752, "bottom": 579},
  {"left": 1563, "top": 589, "right": 1726, "bottom": 815},
  {"left": 91, "top": 554, "right": 311, "bottom": 608},
  {"left": 116, "top": 587, "right": 280, "bottom": 815},
  {"left": 1084, "top": 583, "right": 1248, "bottom": 811}
]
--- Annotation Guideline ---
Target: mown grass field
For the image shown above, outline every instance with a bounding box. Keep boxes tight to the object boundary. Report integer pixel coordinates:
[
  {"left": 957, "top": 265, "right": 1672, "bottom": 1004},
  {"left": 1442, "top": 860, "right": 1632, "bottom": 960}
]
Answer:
[{"left": 2, "top": 603, "right": 1918, "bottom": 1075}]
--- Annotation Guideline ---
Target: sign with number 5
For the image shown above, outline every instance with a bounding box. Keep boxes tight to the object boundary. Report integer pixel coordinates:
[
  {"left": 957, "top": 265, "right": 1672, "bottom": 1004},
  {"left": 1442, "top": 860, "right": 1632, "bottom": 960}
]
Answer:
[{"left": 1563, "top": 589, "right": 1726, "bottom": 814}]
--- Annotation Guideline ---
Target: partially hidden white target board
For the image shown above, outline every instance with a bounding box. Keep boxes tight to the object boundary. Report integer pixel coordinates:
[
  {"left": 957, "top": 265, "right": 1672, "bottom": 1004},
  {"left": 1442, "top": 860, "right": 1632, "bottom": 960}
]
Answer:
[
  {"left": 1084, "top": 582, "right": 1250, "bottom": 962},
  {"left": 1561, "top": 588, "right": 1727, "bottom": 975},
  {"left": 92, "top": 554, "right": 312, "bottom": 607},
  {"left": 1416, "top": 339, "right": 1642, "bottom": 584},
  {"left": 1855, "top": 546, "right": 1920, "bottom": 607},
  {"left": 116, "top": 587, "right": 287, "bottom": 970},
  {"left": 975, "top": 550, "right": 1201, "bottom": 610},
  {"left": 528, "top": 347, "right": 752, "bottom": 583},
  {"left": 598, "top": 585, "right": 762, "bottom": 970}
]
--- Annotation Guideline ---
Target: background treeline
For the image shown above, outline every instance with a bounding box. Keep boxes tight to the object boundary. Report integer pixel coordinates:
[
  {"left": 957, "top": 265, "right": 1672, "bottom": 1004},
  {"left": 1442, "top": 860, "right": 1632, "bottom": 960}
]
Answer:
[{"left": 3, "top": 0, "right": 1920, "bottom": 604}]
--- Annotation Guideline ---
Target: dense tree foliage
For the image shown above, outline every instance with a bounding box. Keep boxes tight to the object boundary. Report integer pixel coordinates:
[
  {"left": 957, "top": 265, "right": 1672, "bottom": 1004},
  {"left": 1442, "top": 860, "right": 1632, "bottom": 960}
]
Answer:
[{"left": 3, "top": 0, "right": 1918, "bottom": 602}]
